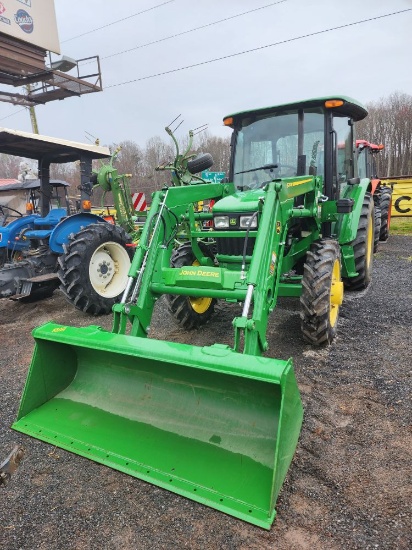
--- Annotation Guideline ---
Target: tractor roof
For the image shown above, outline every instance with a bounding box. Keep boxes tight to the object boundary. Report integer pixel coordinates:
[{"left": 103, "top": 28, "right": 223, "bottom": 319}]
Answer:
[
  {"left": 224, "top": 96, "right": 368, "bottom": 126},
  {"left": 0, "top": 179, "right": 70, "bottom": 192},
  {"left": 0, "top": 127, "right": 110, "bottom": 163}
]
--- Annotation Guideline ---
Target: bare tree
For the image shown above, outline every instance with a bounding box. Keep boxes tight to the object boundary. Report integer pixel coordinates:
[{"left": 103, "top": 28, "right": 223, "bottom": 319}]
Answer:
[
  {"left": 0, "top": 154, "right": 32, "bottom": 179},
  {"left": 357, "top": 92, "right": 412, "bottom": 176}
]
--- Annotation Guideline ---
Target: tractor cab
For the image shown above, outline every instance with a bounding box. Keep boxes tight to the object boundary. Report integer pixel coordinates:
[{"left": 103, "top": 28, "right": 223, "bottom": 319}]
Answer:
[
  {"left": 213, "top": 97, "right": 367, "bottom": 262},
  {"left": 25, "top": 179, "right": 72, "bottom": 215},
  {"left": 224, "top": 97, "right": 367, "bottom": 200},
  {"left": 356, "top": 139, "right": 384, "bottom": 180}
]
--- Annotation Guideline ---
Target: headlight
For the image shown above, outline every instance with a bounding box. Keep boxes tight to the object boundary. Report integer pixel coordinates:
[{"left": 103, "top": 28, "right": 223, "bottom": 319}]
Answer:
[
  {"left": 214, "top": 215, "right": 229, "bottom": 229},
  {"left": 239, "top": 215, "right": 257, "bottom": 229}
]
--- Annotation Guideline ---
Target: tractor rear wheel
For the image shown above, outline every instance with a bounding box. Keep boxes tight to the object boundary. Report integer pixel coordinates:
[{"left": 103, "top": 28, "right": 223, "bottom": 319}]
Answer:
[
  {"left": 300, "top": 239, "right": 343, "bottom": 346},
  {"left": 373, "top": 205, "right": 381, "bottom": 252},
  {"left": 379, "top": 187, "right": 392, "bottom": 241},
  {"left": 343, "top": 192, "right": 374, "bottom": 290},
  {"left": 58, "top": 223, "right": 133, "bottom": 315},
  {"left": 168, "top": 242, "right": 216, "bottom": 329}
]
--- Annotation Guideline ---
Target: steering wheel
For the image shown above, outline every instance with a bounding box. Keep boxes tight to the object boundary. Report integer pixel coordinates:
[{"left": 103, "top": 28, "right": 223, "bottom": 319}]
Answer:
[
  {"left": 0, "top": 205, "right": 23, "bottom": 225},
  {"left": 0, "top": 205, "right": 23, "bottom": 217}
]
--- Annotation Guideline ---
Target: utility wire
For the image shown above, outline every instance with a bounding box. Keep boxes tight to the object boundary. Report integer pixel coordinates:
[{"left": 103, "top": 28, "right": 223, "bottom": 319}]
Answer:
[
  {"left": 102, "top": 1, "right": 287, "bottom": 61},
  {"left": 0, "top": 107, "right": 26, "bottom": 122},
  {"left": 61, "top": 0, "right": 176, "bottom": 43},
  {"left": 107, "top": 8, "right": 411, "bottom": 88}
]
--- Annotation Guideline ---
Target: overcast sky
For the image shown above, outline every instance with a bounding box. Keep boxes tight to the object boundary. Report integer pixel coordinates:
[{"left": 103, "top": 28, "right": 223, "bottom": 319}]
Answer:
[{"left": 1, "top": 0, "right": 411, "bottom": 147}]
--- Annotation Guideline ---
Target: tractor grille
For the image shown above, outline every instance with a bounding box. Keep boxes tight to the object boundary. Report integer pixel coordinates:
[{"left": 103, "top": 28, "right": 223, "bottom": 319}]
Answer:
[{"left": 216, "top": 236, "right": 255, "bottom": 256}]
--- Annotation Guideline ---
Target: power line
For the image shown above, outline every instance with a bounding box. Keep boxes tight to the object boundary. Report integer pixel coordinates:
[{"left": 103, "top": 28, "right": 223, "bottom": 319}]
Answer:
[
  {"left": 106, "top": 8, "right": 411, "bottom": 89},
  {"left": 102, "top": 1, "right": 287, "bottom": 61},
  {"left": 61, "top": 0, "right": 176, "bottom": 43},
  {"left": 0, "top": 107, "right": 27, "bottom": 122}
]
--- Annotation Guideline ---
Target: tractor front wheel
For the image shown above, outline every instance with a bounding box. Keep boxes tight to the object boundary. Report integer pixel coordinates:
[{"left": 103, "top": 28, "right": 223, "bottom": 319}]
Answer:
[
  {"left": 58, "top": 223, "right": 133, "bottom": 315},
  {"left": 300, "top": 239, "right": 343, "bottom": 346},
  {"left": 168, "top": 242, "right": 216, "bottom": 329},
  {"left": 343, "top": 192, "right": 374, "bottom": 291}
]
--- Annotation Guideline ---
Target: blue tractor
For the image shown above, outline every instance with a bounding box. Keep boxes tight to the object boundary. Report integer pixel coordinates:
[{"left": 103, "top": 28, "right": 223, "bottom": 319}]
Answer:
[
  {"left": 0, "top": 178, "right": 71, "bottom": 266},
  {"left": 0, "top": 128, "right": 133, "bottom": 311}
]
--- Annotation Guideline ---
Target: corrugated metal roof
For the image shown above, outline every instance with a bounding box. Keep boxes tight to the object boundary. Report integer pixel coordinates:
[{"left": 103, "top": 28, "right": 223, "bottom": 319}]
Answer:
[
  {"left": 0, "top": 127, "right": 111, "bottom": 162},
  {"left": 0, "top": 179, "right": 20, "bottom": 186}
]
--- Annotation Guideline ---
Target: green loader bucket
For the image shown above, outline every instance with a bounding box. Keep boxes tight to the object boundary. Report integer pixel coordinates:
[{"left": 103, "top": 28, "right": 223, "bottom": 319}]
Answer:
[{"left": 13, "top": 322, "right": 303, "bottom": 529}]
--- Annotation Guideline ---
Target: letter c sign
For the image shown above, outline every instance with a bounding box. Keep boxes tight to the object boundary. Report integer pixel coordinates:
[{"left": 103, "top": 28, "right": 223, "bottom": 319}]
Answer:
[{"left": 395, "top": 196, "right": 411, "bottom": 214}]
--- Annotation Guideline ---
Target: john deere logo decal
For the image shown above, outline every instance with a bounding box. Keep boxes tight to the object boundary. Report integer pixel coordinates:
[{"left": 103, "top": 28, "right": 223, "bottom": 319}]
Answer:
[
  {"left": 229, "top": 218, "right": 237, "bottom": 226},
  {"left": 276, "top": 221, "right": 281, "bottom": 234},
  {"left": 14, "top": 9, "right": 33, "bottom": 33}
]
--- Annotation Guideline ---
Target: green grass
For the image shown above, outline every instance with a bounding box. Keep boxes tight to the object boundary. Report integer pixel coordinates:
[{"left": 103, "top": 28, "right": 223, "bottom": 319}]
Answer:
[{"left": 390, "top": 217, "right": 412, "bottom": 236}]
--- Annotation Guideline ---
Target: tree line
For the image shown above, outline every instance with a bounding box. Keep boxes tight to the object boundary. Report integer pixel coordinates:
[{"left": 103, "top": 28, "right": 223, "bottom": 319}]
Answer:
[
  {"left": 356, "top": 91, "right": 412, "bottom": 176},
  {"left": 1, "top": 91, "right": 411, "bottom": 207}
]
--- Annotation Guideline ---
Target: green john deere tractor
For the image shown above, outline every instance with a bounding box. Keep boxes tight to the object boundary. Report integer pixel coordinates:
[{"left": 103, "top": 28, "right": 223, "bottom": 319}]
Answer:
[{"left": 13, "top": 96, "right": 375, "bottom": 529}]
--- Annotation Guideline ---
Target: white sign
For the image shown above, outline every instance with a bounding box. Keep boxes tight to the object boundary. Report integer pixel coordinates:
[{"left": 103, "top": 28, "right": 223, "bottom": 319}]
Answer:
[{"left": 0, "top": 0, "right": 60, "bottom": 54}]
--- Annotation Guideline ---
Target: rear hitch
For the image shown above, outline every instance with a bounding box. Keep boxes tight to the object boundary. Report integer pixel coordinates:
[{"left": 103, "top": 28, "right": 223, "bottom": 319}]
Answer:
[{"left": 0, "top": 445, "right": 25, "bottom": 486}]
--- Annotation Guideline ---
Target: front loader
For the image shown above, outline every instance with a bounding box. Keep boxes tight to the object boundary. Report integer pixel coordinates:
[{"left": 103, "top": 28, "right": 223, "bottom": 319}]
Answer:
[{"left": 13, "top": 96, "right": 374, "bottom": 529}]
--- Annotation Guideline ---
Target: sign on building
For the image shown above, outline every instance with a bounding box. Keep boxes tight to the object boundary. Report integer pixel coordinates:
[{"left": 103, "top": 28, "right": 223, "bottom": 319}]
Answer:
[{"left": 0, "top": 0, "right": 60, "bottom": 53}]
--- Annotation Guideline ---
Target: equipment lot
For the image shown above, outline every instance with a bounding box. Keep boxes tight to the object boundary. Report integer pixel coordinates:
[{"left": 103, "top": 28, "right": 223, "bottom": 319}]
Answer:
[{"left": 1, "top": 236, "right": 411, "bottom": 549}]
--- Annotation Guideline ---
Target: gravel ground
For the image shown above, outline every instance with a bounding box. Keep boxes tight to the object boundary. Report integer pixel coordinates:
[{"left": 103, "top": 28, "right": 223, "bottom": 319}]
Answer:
[{"left": 0, "top": 236, "right": 411, "bottom": 550}]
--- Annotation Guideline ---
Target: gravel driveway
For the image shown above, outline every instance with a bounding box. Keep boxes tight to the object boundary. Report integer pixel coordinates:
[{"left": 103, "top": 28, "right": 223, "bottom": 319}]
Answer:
[{"left": 0, "top": 236, "right": 411, "bottom": 549}]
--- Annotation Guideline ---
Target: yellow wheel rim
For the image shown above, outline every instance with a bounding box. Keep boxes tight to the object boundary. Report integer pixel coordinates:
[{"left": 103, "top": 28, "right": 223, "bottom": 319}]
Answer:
[
  {"left": 330, "top": 258, "right": 343, "bottom": 328},
  {"left": 190, "top": 259, "right": 213, "bottom": 314},
  {"left": 189, "top": 295, "right": 213, "bottom": 314},
  {"left": 366, "top": 217, "right": 373, "bottom": 269}
]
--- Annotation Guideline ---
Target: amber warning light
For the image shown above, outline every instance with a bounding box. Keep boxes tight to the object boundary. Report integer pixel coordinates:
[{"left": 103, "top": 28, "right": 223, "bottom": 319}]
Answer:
[{"left": 325, "top": 99, "right": 344, "bottom": 108}]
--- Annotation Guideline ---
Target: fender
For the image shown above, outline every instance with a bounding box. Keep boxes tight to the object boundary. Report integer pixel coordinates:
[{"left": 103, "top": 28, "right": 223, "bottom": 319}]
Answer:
[
  {"left": 0, "top": 214, "right": 40, "bottom": 251},
  {"left": 369, "top": 178, "right": 380, "bottom": 196},
  {"left": 336, "top": 178, "right": 371, "bottom": 244},
  {"left": 49, "top": 213, "right": 107, "bottom": 254}
]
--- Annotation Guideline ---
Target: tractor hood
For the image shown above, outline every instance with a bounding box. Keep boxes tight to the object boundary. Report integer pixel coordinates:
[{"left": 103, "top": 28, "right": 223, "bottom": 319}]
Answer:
[{"left": 213, "top": 189, "right": 263, "bottom": 213}]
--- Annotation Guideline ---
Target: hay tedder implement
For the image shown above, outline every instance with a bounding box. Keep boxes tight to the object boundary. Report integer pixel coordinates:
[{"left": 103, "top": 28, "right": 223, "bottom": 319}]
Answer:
[{"left": 13, "top": 97, "right": 375, "bottom": 528}]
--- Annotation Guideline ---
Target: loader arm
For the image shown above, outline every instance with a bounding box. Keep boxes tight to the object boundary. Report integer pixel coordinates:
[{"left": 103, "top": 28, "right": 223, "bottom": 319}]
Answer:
[
  {"left": 233, "top": 177, "right": 319, "bottom": 356},
  {"left": 233, "top": 181, "right": 285, "bottom": 355},
  {"left": 113, "top": 176, "right": 319, "bottom": 358},
  {"left": 112, "top": 182, "right": 232, "bottom": 337}
]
